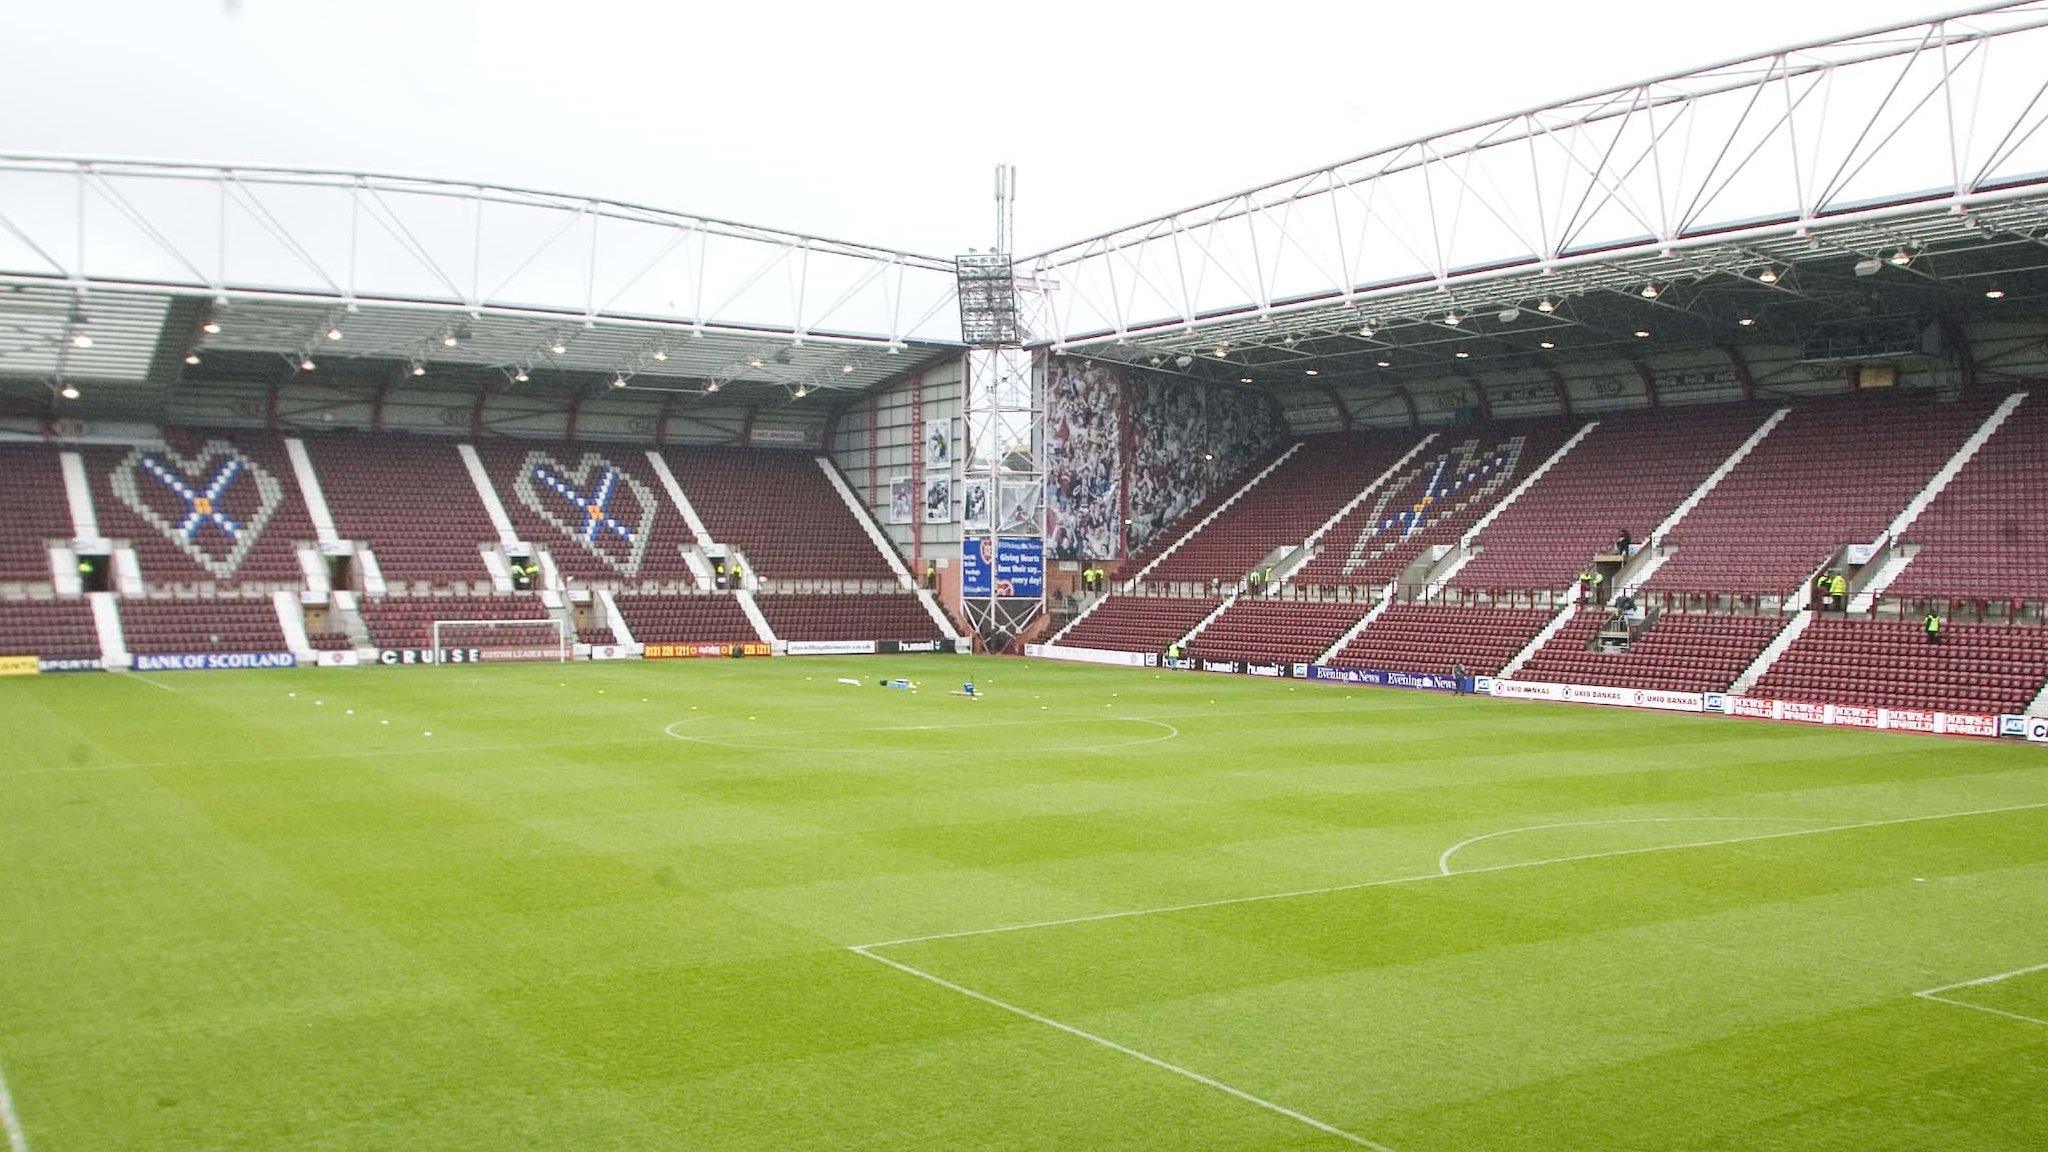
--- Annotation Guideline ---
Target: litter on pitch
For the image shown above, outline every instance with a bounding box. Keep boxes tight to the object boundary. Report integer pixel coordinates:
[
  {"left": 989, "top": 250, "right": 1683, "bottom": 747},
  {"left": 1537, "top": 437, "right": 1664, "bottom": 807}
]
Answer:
[
  {"left": 837, "top": 678, "right": 862, "bottom": 687},
  {"left": 880, "top": 678, "right": 916, "bottom": 691},
  {"left": 952, "top": 682, "right": 983, "bottom": 699}
]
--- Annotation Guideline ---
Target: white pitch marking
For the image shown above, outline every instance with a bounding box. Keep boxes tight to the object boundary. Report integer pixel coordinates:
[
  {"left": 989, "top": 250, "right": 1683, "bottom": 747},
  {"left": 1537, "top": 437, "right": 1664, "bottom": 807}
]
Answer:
[
  {"left": 0, "top": 1051, "right": 29, "bottom": 1152},
  {"left": 1914, "top": 961, "right": 2048, "bottom": 1028},
  {"left": 851, "top": 946, "right": 1396, "bottom": 1151},
  {"left": 853, "top": 799, "right": 2048, "bottom": 950},
  {"left": 1436, "top": 816, "right": 1813, "bottom": 875},
  {"left": 123, "top": 674, "right": 182, "bottom": 694},
  {"left": 661, "top": 715, "right": 1180, "bottom": 754}
]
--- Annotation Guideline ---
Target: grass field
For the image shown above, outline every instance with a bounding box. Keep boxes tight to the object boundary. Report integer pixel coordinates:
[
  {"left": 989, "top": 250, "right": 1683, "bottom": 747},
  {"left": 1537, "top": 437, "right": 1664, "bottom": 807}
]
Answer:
[{"left": 2, "top": 654, "right": 2045, "bottom": 1151}]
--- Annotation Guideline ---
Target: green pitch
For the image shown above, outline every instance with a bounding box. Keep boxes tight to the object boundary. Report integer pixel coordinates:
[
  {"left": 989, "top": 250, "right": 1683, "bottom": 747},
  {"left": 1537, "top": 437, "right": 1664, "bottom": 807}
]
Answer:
[{"left": 2, "top": 656, "right": 2045, "bottom": 1151}]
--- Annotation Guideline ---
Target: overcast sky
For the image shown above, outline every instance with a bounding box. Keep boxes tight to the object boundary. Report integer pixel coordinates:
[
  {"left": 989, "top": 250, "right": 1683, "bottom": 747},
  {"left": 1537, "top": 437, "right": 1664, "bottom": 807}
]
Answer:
[{"left": 2, "top": 0, "right": 1957, "bottom": 258}]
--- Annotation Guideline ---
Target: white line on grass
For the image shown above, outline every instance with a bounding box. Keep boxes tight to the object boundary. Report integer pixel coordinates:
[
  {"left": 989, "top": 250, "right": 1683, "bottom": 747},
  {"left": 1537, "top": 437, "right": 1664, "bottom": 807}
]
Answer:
[
  {"left": 850, "top": 945, "right": 1397, "bottom": 1151},
  {"left": 1435, "top": 816, "right": 1815, "bottom": 875},
  {"left": 1915, "top": 961, "right": 2048, "bottom": 1028},
  {"left": 853, "top": 799, "right": 2048, "bottom": 950},
  {"left": 122, "top": 674, "right": 182, "bottom": 694},
  {"left": 0, "top": 1052, "right": 29, "bottom": 1152},
  {"left": 660, "top": 715, "right": 1181, "bottom": 754}
]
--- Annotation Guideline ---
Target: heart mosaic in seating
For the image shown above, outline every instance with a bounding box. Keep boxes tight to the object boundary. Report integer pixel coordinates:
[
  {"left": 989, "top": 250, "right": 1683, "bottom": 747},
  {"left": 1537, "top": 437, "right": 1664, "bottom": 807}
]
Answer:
[
  {"left": 108, "top": 439, "right": 285, "bottom": 581},
  {"left": 511, "top": 450, "right": 658, "bottom": 577}
]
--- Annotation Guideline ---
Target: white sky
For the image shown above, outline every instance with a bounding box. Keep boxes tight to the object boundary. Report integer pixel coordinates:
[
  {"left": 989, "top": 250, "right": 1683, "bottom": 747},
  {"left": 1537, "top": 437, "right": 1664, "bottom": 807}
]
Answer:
[{"left": 3, "top": 0, "right": 1954, "bottom": 258}]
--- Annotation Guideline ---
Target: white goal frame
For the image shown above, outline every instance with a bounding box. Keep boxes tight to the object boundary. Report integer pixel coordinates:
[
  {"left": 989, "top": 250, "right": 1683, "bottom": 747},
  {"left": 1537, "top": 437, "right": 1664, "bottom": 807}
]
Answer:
[{"left": 429, "top": 618, "right": 570, "bottom": 664}]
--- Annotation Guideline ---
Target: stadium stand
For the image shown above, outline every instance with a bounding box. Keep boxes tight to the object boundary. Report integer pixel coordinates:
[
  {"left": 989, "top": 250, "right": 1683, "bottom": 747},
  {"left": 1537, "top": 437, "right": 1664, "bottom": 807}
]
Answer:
[
  {"left": 84, "top": 431, "right": 314, "bottom": 590},
  {"left": 1329, "top": 603, "right": 1555, "bottom": 675},
  {"left": 1292, "top": 420, "right": 1577, "bottom": 589},
  {"left": 1191, "top": 597, "right": 1371, "bottom": 664},
  {"left": 1515, "top": 610, "right": 1783, "bottom": 693},
  {"left": 0, "top": 600, "right": 102, "bottom": 660},
  {"left": 661, "top": 447, "right": 899, "bottom": 583},
  {"left": 0, "top": 445, "right": 73, "bottom": 584},
  {"left": 1119, "top": 447, "right": 1287, "bottom": 577},
  {"left": 1754, "top": 617, "right": 2048, "bottom": 715},
  {"left": 1884, "top": 393, "right": 2048, "bottom": 604},
  {"left": 1648, "top": 393, "right": 1995, "bottom": 597},
  {"left": 118, "top": 595, "right": 288, "bottom": 655},
  {"left": 1453, "top": 407, "right": 1772, "bottom": 592},
  {"left": 613, "top": 593, "right": 761, "bottom": 644},
  {"left": 1059, "top": 595, "right": 1220, "bottom": 654},
  {"left": 303, "top": 434, "right": 498, "bottom": 588},
  {"left": 477, "top": 442, "right": 697, "bottom": 588},
  {"left": 1145, "top": 433, "right": 1415, "bottom": 584},
  {"left": 752, "top": 593, "right": 943, "bottom": 641}
]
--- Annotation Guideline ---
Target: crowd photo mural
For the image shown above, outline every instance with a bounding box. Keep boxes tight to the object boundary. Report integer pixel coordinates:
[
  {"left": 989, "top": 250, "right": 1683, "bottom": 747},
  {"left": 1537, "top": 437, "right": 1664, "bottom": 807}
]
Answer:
[{"left": 1045, "top": 357, "right": 1280, "bottom": 561}]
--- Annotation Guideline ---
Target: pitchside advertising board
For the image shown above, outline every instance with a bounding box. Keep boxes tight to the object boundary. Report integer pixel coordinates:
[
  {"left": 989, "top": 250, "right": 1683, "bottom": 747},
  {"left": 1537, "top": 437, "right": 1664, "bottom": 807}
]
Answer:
[
  {"left": 134, "top": 652, "right": 297, "bottom": 671},
  {"left": 960, "top": 536, "right": 1044, "bottom": 598},
  {"left": 643, "top": 643, "right": 774, "bottom": 659}
]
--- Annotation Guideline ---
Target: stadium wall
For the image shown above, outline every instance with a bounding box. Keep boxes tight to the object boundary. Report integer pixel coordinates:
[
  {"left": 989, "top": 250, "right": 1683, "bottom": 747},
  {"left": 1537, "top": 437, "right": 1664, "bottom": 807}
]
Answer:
[{"left": 826, "top": 357, "right": 966, "bottom": 565}]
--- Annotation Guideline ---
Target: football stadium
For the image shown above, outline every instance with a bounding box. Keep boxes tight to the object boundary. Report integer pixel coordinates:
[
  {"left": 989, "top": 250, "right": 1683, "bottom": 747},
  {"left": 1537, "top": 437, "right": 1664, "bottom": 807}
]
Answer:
[{"left": 4, "top": 4, "right": 2048, "bottom": 1150}]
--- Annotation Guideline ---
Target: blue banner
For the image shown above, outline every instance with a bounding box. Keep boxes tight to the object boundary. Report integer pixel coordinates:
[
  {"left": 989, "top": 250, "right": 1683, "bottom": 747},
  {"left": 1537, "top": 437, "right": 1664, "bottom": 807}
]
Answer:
[
  {"left": 962, "top": 536, "right": 1044, "bottom": 598},
  {"left": 1304, "top": 665, "right": 1464, "bottom": 692}
]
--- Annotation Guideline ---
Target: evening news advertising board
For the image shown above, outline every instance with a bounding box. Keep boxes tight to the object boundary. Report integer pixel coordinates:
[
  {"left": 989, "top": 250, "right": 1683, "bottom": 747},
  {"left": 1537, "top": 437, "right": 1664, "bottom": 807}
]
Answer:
[{"left": 961, "top": 536, "right": 1044, "bottom": 598}]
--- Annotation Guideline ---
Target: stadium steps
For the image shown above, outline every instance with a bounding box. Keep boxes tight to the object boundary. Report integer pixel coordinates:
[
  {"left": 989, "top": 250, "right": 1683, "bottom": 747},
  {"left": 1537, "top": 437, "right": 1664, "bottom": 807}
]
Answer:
[
  {"left": 1178, "top": 591, "right": 1241, "bottom": 647},
  {"left": 281, "top": 437, "right": 344, "bottom": 547},
  {"left": 1277, "top": 433, "right": 1439, "bottom": 586},
  {"left": 88, "top": 591, "right": 128, "bottom": 667},
  {"left": 815, "top": 455, "right": 917, "bottom": 590},
  {"left": 1730, "top": 611, "right": 1812, "bottom": 694},
  {"left": 454, "top": 443, "right": 524, "bottom": 548},
  {"left": 1499, "top": 601, "right": 1580, "bottom": 679},
  {"left": 1047, "top": 590, "right": 1112, "bottom": 645},
  {"left": 272, "top": 590, "right": 315, "bottom": 659},
  {"left": 913, "top": 589, "right": 962, "bottom": 641},
  {"left": 1651, "top": 407, "right": 1791, "bottom": 545},
  {"left": 1851, "top": 391, "right": 2028, "bottom": 611},
  {"left": 58, "top": 450, "right": 99, "bottom": 538},
  {"left": 596, "top": 588, "right": 637, "bottom": 646},
  {"left": 1315, "top": 586, "right": 1396, "bottom": 664},
  {"left": 734, "top": 590, "right": 777, "bottom": 643},
  {"left": 643, "top": 450, "right": 720, "bottom": 552},
  {"left": 1124, "top": 441, "right": 1304, "bottom": 589}
]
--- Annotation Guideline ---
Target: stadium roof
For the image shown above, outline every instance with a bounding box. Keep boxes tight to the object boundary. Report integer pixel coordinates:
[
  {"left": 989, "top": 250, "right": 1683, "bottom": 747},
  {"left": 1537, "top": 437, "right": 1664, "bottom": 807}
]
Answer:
[
  {"left": 3, "top": 3, "right": 2048, "bottom": 420},
  {"left": 1023, "top": 1, "right": 2048, "bottom": 391}
]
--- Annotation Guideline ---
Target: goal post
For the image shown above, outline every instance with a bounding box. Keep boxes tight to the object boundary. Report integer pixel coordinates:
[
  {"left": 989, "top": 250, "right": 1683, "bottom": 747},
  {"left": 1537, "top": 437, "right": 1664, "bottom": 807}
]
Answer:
[{"left": 429, "top": 617, "right": 570, "bottom": 664}]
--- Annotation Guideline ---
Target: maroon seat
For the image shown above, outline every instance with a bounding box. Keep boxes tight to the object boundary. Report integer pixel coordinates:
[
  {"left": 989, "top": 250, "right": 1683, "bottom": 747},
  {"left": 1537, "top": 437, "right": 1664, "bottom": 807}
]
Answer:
[
  {"left": 119, "top": 596, "right": 288, "bottom": 654},
  {"left": 752, "top": 593, "right": 943, "bottom": 642},
  {"left": 1060, "top": 595, "right": 1222, "bottom": 654},
  {"left": 663, "top": 448, "right": 899, "bottom": 582},
  {"left": 0, "top": 446, "right": 74, "bottom": 585},
  {"left": 0, "top": 600, "right": 100, "bottom": 659},
  {"left": 1517, "top": 611, "right": 1782, "bottom": 692},
  {"left": 1755, "top": 617, "right": 2048, "bottom": 715},
  {"left": 85, "top": 430, "right": 315, "bottom": 591},
  {"left": 303, "top": 433, "right": 497, "bottom": 588},
  {"left": 1331, "top": 604, "right": 1554, "bottom": 675},
  {"left": 614, "top": 593, "right": 760, "bottom": 644}
]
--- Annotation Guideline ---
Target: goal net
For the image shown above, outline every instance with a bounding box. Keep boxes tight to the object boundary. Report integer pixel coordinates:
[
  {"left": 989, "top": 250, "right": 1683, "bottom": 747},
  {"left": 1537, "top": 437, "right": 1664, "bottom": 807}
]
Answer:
[{"left": 429, "top": 617, "right": 570, "bottom": 663}]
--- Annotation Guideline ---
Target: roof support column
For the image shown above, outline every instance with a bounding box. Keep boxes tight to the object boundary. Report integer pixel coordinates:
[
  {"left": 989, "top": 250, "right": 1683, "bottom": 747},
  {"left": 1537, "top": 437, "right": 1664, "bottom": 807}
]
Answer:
[
  {"left": 1317, "top": 384, "right": 1352, "bottom": 431},
  {"left": 1724, "top": 346, "right": 1755, "bottom": 401},
  {"left": 1545, "top": 366, "right": 1573, "bottom": 416},
  {"left": 1632, "top": 360, "right": 1661, "bottom": 408},
  {"left": 1940, "top": 314, "right": 1977, "bottom": 393}
]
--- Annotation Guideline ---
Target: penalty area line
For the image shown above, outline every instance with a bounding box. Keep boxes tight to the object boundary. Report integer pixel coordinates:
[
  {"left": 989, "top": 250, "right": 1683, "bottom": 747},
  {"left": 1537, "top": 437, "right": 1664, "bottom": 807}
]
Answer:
[
  {"left": 1914, "top": 961, "right": 2048, "bottom": 1028},
  {"left": 854, "top": 799, "right": 2048, "bottom": 950},
  {"left": 849, "top": 945, "right": 1396, "bottom": 1151}
]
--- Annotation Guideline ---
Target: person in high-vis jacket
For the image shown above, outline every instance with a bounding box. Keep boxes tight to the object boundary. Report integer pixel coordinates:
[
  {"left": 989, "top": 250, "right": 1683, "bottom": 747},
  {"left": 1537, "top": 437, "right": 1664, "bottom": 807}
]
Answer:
[
  {"left": 1924, "top": 611, "right": 1943, "bottom": 644},
  {"left": 714, "top": 559, "right": 728, "bottom": 589},
  {"left": 1828, "top": 571, "right": 1848, "bottom": 612},
  {"left": 924, "top": 560, "right": 937, "bottom": 590}
]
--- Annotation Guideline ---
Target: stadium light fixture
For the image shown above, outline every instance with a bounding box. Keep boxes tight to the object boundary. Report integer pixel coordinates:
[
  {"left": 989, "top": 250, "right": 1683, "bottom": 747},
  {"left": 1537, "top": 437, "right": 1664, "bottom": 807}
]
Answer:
[
  {"left": 410, "top": 362, "right": 426, "bottom": 376},
  {"left": 1358, "top": 325, "right": 1375, "bottom": 337},
  {"left": 59, "top": 383, "right": 79, "bottom": 399},
  {"left": 1757, "top": 267, "right": 1779, "bottom": 284},
  {"left": 441, "top": 333, "right": 459, "bottom": 347},
  {"left": 513, "top": 368, "right": 529, "bottom": 383},
  {"left": 202, "top": 320, "right": 222, "bottom": 334},
  {"left": 1539, "top": 341, "right": 1556, "bottom": 349},
  {"left": 1640, "top": 283, "right": 1659, "bottom": 299},
  {"left": 1888, "top": 247, "right": 1913, "bottom": 267},
  {"left": 1853, "top": 256, "right": 1884, "bottom": 277},
  {"left": 1454, "top": 350, "right": 1470, "bottom": 359},
  {"left": 1634, "top": 329, "right": 1651, "bottom": 338},
  {"left": 1536, "top": 298, "right": 1555, "bottom": 313},
  {"left": 705, "top": 381, "right": 721, "bottom": 393},
  {"left": 610, "top": 375, "right": 628, "bottom": 389},
  {"left": 1305, "top": 368, "right": 1319, "bottom": 376},
  {"left": 748, "top": 356, "right": 764, "bottom": 369},
  {"left": 1986, "top": 288, "right": 2006, "bottom": 299},
  {"left": 1212, "top": 345, "right": 1228, "bottom": 357},
  {"left": 550, "top": 340, "right": 567, "bottom": 355},
  {"left": 1238, "top": 376, "right": 1253, "bottom": 384},
  {"left": 1376, "top": 358, "right": 1391, "bottom": 368},
  {"left": 840, "top": 362, "right": 855, "bottom": 374},
  {"left": 1174, "top": 354, "right": 1194, "bottom": 368},
  {"left": 1444, "top": 311, "right": 1463, "bottom": 326},
  {"left": 1204, "top": 452, "right": 1214, "bottom": 461},
  {"left": 325, "top": 327, "right": 344, "bottom": 342},
  {"left": 299, "top": 355, "right": 316, "bottom": 370},
  {"left": 1738, "top": 316, "right": 1756, "bottom": 326},
  {"left": 70, "top": 333, "right": 92, "bottom": 348},
  {"left": 184, "top": 352, "right": 201, "bottom": 365},
  {"left": 794, "top": 385, "right": 809, "bottom": 398},
  {"left": 652, "top": 349, "right": 668, "bottom": 362}
]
